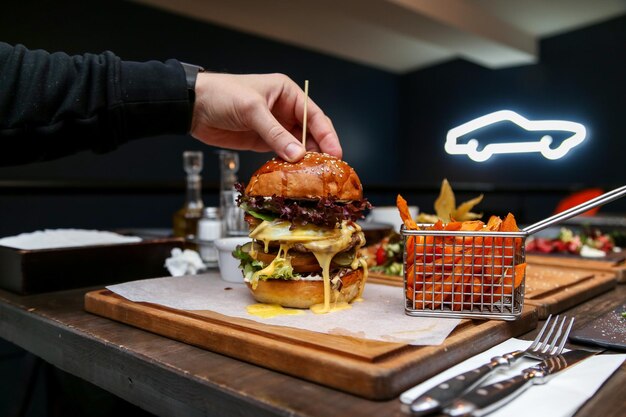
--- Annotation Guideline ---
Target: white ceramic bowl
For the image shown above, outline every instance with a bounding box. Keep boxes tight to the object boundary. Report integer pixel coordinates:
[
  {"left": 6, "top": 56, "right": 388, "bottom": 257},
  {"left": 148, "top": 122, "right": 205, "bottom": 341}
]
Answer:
[
  {"left": 365, "top": 205, "right": 418, "bottom": 232},
  {"left": 214, "top": 237, "right": 251, "bottom": 283}
]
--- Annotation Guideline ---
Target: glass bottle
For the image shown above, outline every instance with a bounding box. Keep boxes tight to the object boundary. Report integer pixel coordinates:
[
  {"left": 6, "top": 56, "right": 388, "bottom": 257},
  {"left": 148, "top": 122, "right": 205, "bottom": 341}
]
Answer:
[
  {"left": 173, "top": 151, "right": 204, "bottom": 248},
  {"left": 218, "top": 151, "right": 248, "bottom": 236},
  {"left": 197, "top": 207, "right": 221, "bottom": 267}
]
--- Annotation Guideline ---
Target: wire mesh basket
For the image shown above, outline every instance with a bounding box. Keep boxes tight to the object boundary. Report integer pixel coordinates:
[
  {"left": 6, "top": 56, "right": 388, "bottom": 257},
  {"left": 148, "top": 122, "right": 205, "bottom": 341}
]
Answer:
[
  {"left": 401, "top": 185, "right": 626, "bottom": 321},
  {"left": 402, "top": 227, "right": 527, "bottom": 320}
]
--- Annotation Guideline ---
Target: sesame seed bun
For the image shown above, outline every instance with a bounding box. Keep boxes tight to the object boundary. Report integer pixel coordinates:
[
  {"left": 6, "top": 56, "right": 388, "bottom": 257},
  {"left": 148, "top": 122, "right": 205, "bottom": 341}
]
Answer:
[{"left": 244, "top": 152, "right": 363, "bottom": 201}]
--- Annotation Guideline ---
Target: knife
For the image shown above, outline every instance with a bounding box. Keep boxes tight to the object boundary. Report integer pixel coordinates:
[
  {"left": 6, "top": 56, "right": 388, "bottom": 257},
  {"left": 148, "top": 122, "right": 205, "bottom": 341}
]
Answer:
[
  {"left": 409, "top": 355, "right": 514, "bottom": 416},
  {"left": 442, "top": 349, "right": 595, "bottom": 417}
]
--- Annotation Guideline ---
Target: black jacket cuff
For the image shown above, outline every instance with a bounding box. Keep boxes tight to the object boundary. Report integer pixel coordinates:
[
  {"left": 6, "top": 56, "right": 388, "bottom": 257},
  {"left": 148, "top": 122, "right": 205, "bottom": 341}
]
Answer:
[{"left": 115, "top": 59, "right": 191, "bottom": 141}]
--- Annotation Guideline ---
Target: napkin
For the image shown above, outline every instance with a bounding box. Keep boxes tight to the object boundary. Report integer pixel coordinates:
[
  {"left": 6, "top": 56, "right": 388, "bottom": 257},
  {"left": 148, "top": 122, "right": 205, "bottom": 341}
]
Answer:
[
  {"left": 106, "top": 273, "right": 460, "bottom": 345},
  {"left": 164, "top": 248, "right": 207, "bottom": 276},
  {"left": 400, "top": 338, "right": 625, "bottom": 417},
  {"left": 0, "top": 229, "right": 141, "bottom": 250}
]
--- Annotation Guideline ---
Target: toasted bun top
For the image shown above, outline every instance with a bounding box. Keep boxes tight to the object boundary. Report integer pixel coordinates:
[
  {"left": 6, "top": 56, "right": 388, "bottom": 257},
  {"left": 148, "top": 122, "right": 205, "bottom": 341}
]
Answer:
[{"left": 245, "top": 152, "right": 363, "bottom": 200}]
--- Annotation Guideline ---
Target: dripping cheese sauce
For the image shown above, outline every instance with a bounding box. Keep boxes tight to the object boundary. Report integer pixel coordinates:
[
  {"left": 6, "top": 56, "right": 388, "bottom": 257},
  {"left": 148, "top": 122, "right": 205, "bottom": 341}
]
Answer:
[{"left": 248, "top": 219, "right": 368, "bottom": 314}]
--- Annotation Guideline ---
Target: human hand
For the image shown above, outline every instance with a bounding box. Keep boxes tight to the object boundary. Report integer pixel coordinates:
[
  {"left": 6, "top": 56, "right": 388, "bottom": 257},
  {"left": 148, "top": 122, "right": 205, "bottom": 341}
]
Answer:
[{"left": 189, "top": 73, "right": 342, "bottom": 162}]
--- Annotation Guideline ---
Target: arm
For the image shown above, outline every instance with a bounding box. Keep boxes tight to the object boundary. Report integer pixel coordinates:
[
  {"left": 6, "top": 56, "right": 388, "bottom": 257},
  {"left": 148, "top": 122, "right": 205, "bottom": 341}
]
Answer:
[
  {"left": 0, "top": 42, "right": 190, "bottom": 166},
  {"left": 0, "top": 42, "right": 342, "bottom": 166}
]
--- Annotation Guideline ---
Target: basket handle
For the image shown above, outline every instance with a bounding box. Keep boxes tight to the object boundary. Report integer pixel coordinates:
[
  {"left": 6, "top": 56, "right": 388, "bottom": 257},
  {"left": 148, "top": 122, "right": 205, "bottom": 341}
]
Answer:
[{"left": 523, "top": 185, "right": 626, "bottom": 235}]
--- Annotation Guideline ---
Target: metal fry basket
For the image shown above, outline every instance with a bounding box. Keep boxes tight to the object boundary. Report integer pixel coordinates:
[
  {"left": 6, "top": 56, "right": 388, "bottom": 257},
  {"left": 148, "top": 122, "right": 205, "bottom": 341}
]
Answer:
[
  {"left": 402, "top": 185, "right": 626, "bottom": 321},
  {"left": 403, "top": 227, "right": 527, "bottom": 320}
]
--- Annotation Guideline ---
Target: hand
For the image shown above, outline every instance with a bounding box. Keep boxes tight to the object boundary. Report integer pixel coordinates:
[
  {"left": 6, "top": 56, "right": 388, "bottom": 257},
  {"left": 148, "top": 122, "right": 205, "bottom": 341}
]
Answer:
[{"left": 190, "top": 72, "right": 342, "bottom": 162}]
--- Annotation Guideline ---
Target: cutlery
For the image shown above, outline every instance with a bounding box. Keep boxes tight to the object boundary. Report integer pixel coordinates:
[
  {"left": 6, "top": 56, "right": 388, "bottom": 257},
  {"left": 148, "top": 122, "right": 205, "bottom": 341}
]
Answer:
[
  {"left": 409, "top": 315, "right": 573, "bottom": 416},
  {"left": 443, "top": 349, "right": 595, "bottom": 417}
]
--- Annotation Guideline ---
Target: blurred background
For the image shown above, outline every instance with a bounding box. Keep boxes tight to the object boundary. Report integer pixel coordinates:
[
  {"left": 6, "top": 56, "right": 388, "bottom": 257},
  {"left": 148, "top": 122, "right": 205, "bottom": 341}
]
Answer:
[{"left": 0, "top": 0, "right": 625, "bottom": 232}]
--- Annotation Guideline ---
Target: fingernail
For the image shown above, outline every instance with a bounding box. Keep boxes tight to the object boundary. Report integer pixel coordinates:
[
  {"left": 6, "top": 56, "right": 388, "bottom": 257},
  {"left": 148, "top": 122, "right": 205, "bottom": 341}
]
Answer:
[{"left": 284, "top": 142, "right": 304, "bottom": 161}]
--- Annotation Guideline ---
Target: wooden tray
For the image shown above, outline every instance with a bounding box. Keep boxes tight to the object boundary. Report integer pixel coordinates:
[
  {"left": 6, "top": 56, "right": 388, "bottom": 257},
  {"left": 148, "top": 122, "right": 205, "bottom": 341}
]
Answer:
[
  {"left": 369, "top": 264, "right": 617, "bottom": 319},
  {"left": 84, "top": 289, "right": 537, "bottom": 400},
  {"left": 526, "top": 252, "right": 626, "bottom": 283},
  {"left": 368, "top": 271, "right": 404, "bottom": 287},
  {"left": 524, "top": 264, "right": 616, "bottom": 318},
  {"left": 0, "top": 237, "right": 183, "bottom": 294}
]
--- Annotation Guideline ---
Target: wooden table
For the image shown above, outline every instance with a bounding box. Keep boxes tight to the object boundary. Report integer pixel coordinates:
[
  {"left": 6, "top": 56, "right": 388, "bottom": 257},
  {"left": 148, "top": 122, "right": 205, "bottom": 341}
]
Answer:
[{"left": 0, "top": 284, "right": 624, "bottom": 417}]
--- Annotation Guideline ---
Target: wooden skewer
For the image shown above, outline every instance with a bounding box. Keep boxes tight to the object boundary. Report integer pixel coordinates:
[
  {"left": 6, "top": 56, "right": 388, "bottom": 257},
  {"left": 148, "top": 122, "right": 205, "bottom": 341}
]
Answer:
[{"left": 302, "top": 80, "right": 309, "bottom": 148}]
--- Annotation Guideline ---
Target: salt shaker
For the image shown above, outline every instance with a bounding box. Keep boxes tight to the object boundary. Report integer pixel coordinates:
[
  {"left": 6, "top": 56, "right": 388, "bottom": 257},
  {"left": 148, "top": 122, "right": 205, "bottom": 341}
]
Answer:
[{"left": 197, "top": 207, "right": 222, "bottom": 267}]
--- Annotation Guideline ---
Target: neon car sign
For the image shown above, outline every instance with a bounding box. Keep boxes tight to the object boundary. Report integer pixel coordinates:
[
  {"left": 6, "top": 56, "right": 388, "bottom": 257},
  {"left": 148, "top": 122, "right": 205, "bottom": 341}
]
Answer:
[{"left": 445, "top": 110, "right": 586, "bottom": 162}]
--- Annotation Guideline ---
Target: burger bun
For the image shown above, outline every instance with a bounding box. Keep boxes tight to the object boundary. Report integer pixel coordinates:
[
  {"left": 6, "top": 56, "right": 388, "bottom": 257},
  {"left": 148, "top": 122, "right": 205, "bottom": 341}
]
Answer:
[
  {"left": 245, "top": 152, "right": 363, "bottom": 201},
  {"left": 246, "top": 268, "right": 364, "bottom": 309}
]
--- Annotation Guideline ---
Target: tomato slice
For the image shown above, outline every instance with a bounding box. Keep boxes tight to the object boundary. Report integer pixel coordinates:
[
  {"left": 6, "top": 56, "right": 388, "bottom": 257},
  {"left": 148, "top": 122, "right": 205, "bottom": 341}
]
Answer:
[{"left": 375, "top": 246, "right": 386, "bottom": 265}]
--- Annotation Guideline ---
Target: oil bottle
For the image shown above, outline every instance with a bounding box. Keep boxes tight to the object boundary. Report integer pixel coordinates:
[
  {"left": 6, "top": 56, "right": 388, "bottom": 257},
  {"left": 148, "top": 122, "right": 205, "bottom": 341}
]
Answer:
[{"left": 173, "top": 151, "right": 204, "bottom": 248}]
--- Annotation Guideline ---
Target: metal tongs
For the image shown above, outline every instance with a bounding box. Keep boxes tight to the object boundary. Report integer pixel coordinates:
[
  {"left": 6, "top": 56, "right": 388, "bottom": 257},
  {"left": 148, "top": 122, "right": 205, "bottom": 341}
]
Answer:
[{"left": 522, "top": 185, "right": 626, "bottom": 235}]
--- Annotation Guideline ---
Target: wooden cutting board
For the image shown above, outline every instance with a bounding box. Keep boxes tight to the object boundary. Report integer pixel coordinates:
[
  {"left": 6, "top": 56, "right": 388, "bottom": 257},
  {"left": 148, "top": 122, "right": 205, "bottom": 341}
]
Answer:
[
  {"left": 84, "top": 290, "right": 537, "bottom": 400},
  {"left": 523, "top": 264, "right": 616, "bottom": 318},
  {"left": 526, "top": 252, "right": 626, "bottom": 283},
  {"left": 369, "top": 264, "right": 617, "bottom": 319}
]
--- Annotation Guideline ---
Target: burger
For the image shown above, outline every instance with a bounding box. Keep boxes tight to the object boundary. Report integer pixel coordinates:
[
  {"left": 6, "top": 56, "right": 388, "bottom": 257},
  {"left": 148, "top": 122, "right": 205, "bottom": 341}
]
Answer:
[{"left": 232, "top": 152, "right": 371, "bottom": 314}]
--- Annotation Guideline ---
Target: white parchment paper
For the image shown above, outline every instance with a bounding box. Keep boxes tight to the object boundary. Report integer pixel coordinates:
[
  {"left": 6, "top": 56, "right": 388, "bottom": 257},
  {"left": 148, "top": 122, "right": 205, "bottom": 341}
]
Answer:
[{"left": 106, "top": 272, "right": 460, "bottom": 345}]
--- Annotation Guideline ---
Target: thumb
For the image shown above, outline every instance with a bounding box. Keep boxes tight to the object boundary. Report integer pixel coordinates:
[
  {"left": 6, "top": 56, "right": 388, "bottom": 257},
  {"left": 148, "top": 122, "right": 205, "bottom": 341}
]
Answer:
[{"left": 250, "top": 106, "right": 305, "bottom": 162}]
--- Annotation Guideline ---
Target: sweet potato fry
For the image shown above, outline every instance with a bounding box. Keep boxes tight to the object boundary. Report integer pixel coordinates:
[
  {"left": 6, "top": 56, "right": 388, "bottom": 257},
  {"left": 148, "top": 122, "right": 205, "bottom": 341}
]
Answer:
[
  {"left": 486, "top": 215, "right": 503, "bottom": 231},
  {"left": 460, "top": 220, "right": 485, "bottom": 231},
  {"left": 397, "top": 194, "right": 417, "bottom": 230}
]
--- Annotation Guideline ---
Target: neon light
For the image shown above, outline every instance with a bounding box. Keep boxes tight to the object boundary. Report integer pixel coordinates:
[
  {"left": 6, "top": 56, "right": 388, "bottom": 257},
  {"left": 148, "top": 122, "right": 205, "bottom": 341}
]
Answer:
[{"left": 445, "top": 110, "right": 586, "bottom": 162}]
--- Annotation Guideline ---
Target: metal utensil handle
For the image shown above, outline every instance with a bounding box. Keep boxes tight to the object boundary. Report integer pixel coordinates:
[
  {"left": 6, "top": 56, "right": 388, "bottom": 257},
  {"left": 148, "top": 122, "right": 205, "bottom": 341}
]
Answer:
[
  {"left": 523, "top": 185, "right": 626, "bottom": 235},
  {"left": 444, "top": 372, "right": 536, "bottom": 417}
]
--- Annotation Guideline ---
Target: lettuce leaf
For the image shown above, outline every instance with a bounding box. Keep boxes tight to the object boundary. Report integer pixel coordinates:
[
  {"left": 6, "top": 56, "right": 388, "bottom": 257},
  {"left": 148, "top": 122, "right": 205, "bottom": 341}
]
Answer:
[
  {"left": 232, "top": 245, "right": 264, "bottom": 281},
  {"left": 232, "top": 244, "right": 299, "bottom": 282}
]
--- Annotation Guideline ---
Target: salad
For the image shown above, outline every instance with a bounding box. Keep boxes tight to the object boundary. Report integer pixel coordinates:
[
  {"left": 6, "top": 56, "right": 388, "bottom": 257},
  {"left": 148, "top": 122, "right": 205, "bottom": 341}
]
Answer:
[
  {"left": 525, "top": 227, "right": 620, "bottom": 258},
  {"left": 365, "top": 234, "right": 404, "bottom": 276}
]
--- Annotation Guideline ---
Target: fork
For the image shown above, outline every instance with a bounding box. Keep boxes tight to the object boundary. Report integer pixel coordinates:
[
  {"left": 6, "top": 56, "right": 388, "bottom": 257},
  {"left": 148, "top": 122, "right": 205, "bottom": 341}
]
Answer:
[{"left": 409, "top": 314, "right": 575, "bottom": 416}]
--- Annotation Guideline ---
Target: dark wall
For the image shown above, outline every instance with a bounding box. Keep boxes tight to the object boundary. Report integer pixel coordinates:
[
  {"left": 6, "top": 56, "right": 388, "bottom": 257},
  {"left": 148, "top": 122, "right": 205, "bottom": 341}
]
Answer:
[
  {"left": 398, "top": 15, "right": 626, "bottom": 222},
  {"left": 0, "top": 2, "right": 624, "bottom": 236},
  {"left": 0, "top": 0, "right": 399, "bottom": 236}
]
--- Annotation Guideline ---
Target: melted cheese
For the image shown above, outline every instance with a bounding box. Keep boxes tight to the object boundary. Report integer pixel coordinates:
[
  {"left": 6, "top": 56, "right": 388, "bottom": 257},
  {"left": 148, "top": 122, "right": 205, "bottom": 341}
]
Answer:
[
  {"left": 357, "top": 258, "right": 369, "bottom": 299},
  {"left": 247, "top": 303, "right": 305, "bottom": 318},
  {"left": 310, "top": 301, "right": 352, "bottom": 314},
  {"left": 250, "top": 219, "right": 341, "bottom": 243},
  {"left": 249, "top": 219, "right": 367, "bottom": 314}
]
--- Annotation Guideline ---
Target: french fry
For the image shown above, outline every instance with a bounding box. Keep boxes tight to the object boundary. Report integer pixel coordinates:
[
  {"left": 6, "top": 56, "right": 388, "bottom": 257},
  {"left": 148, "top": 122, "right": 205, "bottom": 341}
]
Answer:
[{"left": 397, "top": 194, "right": 417, "bottom": 230}]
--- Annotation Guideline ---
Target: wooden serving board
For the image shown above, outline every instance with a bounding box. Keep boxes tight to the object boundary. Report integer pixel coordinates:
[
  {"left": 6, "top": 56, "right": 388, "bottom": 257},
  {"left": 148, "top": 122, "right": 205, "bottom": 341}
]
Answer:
[
  {"left": 524, "top": 264, "right": 616, "bottom": 318},
  {"left": 368, "top": 271, "right": 404, "bottom": 287},
  {"left": 369, "top": 264, "right": 617, "bottom": 319},
  {"left": 526, "top": 252, "right": 626, "bottom": 283},
  {"left": 84, "top": 290, "right": 537, "bottom": 400}
]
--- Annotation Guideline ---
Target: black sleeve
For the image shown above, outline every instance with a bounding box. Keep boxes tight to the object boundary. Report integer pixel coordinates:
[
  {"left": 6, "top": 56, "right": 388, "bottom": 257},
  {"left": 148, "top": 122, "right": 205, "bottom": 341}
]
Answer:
[{"left": 0, "top": 42, "right": 192, "bottom": 166}]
